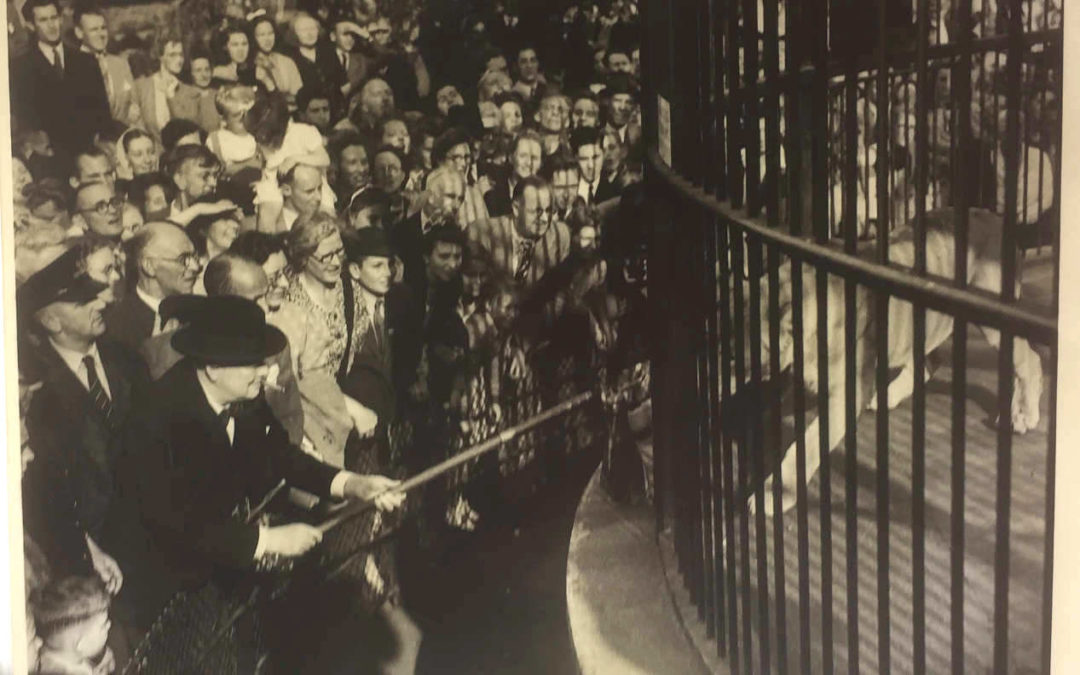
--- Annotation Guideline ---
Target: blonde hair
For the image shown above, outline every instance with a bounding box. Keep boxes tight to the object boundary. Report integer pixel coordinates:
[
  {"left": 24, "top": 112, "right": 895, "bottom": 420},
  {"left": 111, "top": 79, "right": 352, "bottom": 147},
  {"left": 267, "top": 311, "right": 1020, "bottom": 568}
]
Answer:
[
  {"left": 285, "top": 211, "right": 341, "bottom": 271},
  {"left": 215, "top": 83, "right": 257, "bottom": 118}
]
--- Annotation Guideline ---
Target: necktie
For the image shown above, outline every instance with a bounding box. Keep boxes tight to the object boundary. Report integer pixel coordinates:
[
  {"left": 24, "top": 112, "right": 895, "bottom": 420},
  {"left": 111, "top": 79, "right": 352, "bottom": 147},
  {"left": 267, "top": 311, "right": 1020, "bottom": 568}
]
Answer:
[
  {"left": 373, "top": 298, "right": 385, "bottom": 346},
  {"left": 82, "top": 355, "right": 113, "bottom": 422},
  {"left": 514, "top": 240, "right": 536, "bottom": 282},
  {"left": 53, "top": 45, "right": 63, "bottom": 76},
  {"left": 340, "top": 50, "right": 347, "bottom": 69}
]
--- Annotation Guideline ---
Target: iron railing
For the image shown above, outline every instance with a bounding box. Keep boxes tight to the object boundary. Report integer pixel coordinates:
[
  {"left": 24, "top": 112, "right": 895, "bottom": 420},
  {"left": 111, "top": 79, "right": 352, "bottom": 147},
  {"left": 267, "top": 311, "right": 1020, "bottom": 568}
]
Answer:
[{"left": 645, "top": 0, "right": 1059, "bottom": 673}]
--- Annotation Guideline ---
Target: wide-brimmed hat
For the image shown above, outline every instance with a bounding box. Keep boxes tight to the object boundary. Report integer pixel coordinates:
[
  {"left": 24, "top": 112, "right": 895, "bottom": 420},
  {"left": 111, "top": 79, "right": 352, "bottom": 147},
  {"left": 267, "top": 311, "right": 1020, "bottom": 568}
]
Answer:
[
  {"left": 171, "top": 295, "right": 286, "bottom": 366},
  {"left": 17, "top": 247, "right": 108, "bottom": 316}
]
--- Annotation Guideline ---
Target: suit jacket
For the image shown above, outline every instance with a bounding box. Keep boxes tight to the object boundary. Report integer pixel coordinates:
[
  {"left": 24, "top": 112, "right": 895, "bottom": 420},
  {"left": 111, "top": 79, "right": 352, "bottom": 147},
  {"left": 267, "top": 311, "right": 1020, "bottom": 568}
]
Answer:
[
  {"left": 390, "top": 212, "right": 426, "bottom": 290},
  {"left": 11, "top": 43, "right": 111, "bottom": 159},
  {"left": 106, "top": 360, "right": 339, "bottom": 630},
  {"left": 483, "top": 177, "right": 514, "bottom": 218},
  {"left": 467, "top": 216, "right": 573, "bottom": 290},
  {"left": 289, "top": 43, "right": 347, "bottom": 114},
  {"left": 23, "top": 339, "right": 149, "bottom": 578},
  {"left": 103, "top": 291, "right": 156, "bottom": 357},
  {"left": 96, "top": 52, "right": 139, "bottom": 127}
]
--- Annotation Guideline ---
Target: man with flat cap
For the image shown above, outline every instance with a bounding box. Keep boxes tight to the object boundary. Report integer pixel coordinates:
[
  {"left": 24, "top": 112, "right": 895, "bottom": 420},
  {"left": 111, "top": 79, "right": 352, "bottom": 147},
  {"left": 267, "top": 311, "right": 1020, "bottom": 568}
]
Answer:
[
  {"left": 19, "top": 246, "right": 149, "bottom": 591},
  {"left": 105, "top": 295, "right": 405, "bottom": 638}
]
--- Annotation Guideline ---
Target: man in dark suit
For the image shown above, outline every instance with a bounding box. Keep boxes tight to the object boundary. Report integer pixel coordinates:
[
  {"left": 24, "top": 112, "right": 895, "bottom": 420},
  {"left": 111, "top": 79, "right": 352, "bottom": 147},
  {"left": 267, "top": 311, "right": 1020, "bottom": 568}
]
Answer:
[
  {"left": 104, "top": 221, "right": 201, "bottom": 356},
  {"left": 106, "top": 295, "right": 404, "bottom": 633},
  {"left": 392, "top": 166, "right": 466, "bottom": 289},
  {"left": 484, "top": 130, "right": 543, "bottom": 217},
  {"left": 74, "top": 6, "right": 139, "bottom": 127},
  {"left": 11, "top": 0, "right": 111, "bottom": 161},
  {"left": 19, "top": 247, "right": 149, "bottom": 587}
]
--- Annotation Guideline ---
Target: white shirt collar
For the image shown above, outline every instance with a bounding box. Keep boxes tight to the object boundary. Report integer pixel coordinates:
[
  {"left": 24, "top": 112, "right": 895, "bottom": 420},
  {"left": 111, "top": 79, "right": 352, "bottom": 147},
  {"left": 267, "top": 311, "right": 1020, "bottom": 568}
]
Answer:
[
  {"left": 38, "top": 41, "right": 62, "bottom": 65},
  {"left": 282, "top": 204, "right": 299, "bottom": 231},
  {"left": 196, "top": 370, "right": 229, "bottom": 416},
  {"left": 48, "top": 339, "right": 99, "bottom": 376},
  {"left": 135, "top": 285, "right": 163, "bottom": 315}
]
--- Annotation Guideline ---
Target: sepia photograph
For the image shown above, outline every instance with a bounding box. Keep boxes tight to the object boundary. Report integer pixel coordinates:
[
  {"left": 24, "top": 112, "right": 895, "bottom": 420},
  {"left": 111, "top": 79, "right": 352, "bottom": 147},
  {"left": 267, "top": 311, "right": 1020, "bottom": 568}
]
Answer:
[{"left": 0, "top": 0, "right": 1073, "bottom": 672}]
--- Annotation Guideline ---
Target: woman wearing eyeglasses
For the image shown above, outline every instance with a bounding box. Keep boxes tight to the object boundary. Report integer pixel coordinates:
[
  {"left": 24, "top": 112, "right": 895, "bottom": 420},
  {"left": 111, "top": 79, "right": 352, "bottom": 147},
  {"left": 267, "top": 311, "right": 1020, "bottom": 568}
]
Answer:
[{"left": 270, "top": 212, "right": 376, "bottom": 467}]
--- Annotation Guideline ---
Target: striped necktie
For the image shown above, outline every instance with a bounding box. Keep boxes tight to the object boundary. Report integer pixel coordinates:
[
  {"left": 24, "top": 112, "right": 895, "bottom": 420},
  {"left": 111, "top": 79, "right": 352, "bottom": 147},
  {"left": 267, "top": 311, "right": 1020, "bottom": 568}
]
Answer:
[
  {"left": 82, "top": 355, "right": 113, "bottom": 422},
  {"left": 514, "top": 239, "right": 536, "bottom": 282}
]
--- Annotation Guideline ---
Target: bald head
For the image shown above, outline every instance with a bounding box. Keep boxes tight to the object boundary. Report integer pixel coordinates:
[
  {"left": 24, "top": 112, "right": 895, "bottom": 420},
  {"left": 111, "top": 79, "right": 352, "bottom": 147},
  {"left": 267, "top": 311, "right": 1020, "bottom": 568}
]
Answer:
[
  {"left": 134, "top": 221, "right": 199, "bottom": 297},
  {"left": 204, "top": 253, "right": 268, "bottom": 302}
]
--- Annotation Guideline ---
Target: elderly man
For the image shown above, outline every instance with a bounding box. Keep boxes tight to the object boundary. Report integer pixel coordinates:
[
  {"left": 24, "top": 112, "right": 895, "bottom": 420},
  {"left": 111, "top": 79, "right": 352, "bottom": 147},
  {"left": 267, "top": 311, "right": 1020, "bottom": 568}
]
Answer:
[
  {"left": 105, "top": 294, "right": 405, "bottom": 637},
  {"left": 469, "top": 176, "right": 571, "bottom": 289},
  {"left": 104, "top": 222, "right": 200, "bottom": 354},
  {"left": 11, "top": 0, "right": 111, "bottom": 160},
  {"left": 337, "top": 77, "right": 395, "bottom": 144},
  {"left": 279, "top": 164, "right": 326, "bottom": 231},
  {"left": 72, "top": 182, "right": 124, "bottom": 241},
  {"left": 484, "top": 130, "right": 543, "bottom": 217},
  {"left": 393, "top": 166, "right": 466, "bottom": 287},
  {"left": 535, "top": 91, "right": 571, "bottom": 157},
  {"left": 74, "top": 6, "right": 139, "bottom": 127},
  {"left": 19, "top": 247, "right": 149, "bottom": 587}
]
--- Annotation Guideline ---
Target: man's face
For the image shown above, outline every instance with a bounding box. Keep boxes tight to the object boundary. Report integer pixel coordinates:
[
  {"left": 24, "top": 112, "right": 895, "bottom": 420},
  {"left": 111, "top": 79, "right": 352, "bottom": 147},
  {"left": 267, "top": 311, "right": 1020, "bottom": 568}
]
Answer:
[
  {"left": 46, "top": 294, "right": 107, "bottom": 342},
  {"left": 512, "top": 139, "right": 542, "bottom": 180},
  {"left": 144, "top": 184, "right": 169, "bottom": 219},
  {"left": 513, "top": 185, "right": 552, "bottom": 239},
  {"left": 572, "top": 98, "right": 600, "bottom": 129},
  {"left": 381, "top": 120, "right": 410, "bottom": 154},
  {"left": 84, "top": 246, "right": 122, "bottom": 296},
  {"left": 161, "top": 41, "right": 185, "bottom": 76},
  {"left": 425, "top": 173, "right": 466, "bottom": 224},
  {"left": 436, "top": 86, "right": 464, "bottom": 116},
  {"left": 176, "top": 159, "right": 219, "bottom": 201},
  {"left": 30, "top": 4, "right": 62, "bottom": 45},
  {"left": 499, "top": 101, "right": 523, "bottom": 135},
  {"left": 262, "top": 252, "right": 289, "bottom": 310},
  {"left": 517, "top": 48, "right": 540, "bottom": 83},
  {"left": 462, "top": 271, "right": 484, "bottom": 299},
  {"left": 444, "top": 142, "right": 471, "bottom": 176},
  {"left": 360, "top": 80, "right": 394, "bottom": 121},
  {"left": 576, "top": 142, "right": 602, "bottom": 183},
  {"left": 77, "top": 183, "right": 123, "bottom": 238},
  {"left": 609, "top": 93, "right": 633, "bottom": 127},
  {"left": 209, "top": 363, "right": 269, "bottom": 402},
  {"left": 607, "top": 52, "right": 632, "bottom": 74},
  {"left": 294, "top": 17, "right": 319, "bottom": 48},
  {"left": 537, "top": 97, "right": 566, "bottom": 132},
  {"left": 122, "top": 203, "right": 144, "bottom": 241},
  {"left": 75, "top": 154, "right": 116, "bottom": 189},
  {"left": 333, "top": 22, "right": 356, "bottom": 51},
  {"left": 426, "top": 241, "right": 463, "bottom": 282},
  {"left": 368, "top": 18, "right": 392, "bottom": 47},
  {"left": 303, "top": 231, "right": 344, "bottom": 285},
  {"left": 551, "top": 168, "right": 579, "bottom": 212},
  {"left": 283, "top": 166, "right": 323, "bottom": 217},
  {"left": 479, "top": 101, "right": 502, "bottom": 130},
  {"left": 339, "top": 144, "right": 369, "bottom": 191},
  {"left": 301, "top": 97, "right": 331, "bottom": 131},
  {"left": 373, "top": 151, "right": 404, "bottom": 192},
  {"left": 76, "top": 13, "right": 108, "bottom": 52},
  {"left": 350, "top": 256, "right": 392, "bottom": 295},
  {"left": 146, "top": 226, "right": 200, "bottom": 295},
  {"left": 602, "top": 133, "right": 625, "bottom": 174}
]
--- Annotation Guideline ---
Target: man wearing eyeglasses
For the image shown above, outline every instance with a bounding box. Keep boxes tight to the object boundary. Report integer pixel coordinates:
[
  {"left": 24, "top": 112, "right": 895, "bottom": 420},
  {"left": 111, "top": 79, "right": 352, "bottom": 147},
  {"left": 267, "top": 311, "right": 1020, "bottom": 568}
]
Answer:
[
  {"left": 73, "top": 182, "right": 124, "bottom": 241},
  {"left": 104, "top": 222, "right": 201, "bottom": 356}
]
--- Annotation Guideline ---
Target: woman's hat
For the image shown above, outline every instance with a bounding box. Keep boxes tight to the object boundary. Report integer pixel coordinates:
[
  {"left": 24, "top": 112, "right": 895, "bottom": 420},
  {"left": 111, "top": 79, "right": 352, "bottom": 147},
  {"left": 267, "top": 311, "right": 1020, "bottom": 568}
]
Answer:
[{"left": 171, "top": 295, "right": 286, "bottom": 366}]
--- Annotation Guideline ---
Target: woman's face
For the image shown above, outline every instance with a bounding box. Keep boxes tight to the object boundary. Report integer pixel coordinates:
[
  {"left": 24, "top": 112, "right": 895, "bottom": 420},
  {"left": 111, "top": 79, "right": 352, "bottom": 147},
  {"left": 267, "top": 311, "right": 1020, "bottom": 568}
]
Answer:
[
  {"left": 479, "top": 101, "right": 502, "bottom": 130},
  {"left": 499, "top": 101, "right": 523, "bottom": 134},
  {"left": 254, "top": 21, "right": 276, "bottom": 53},
  {"left": 144, "top": 184, "right": 169, "bottom": 218},
  {"left": 381, "top": 120, "right": 411, "bottom": 155},
  {"left": 373, "top": 151, "right": 404, "bottom": 192},
  {"left": 227, "top": 32, "right": 249, "bottom": 65},
  {"left": 420, "top": 135, "right": 435, "bottom": 171},
  {"left": 207, "top": 217, "right": 240, "bottom": 254},
  {"left": 303, "top": 231, "right": 345, "bottom": 285},
  {"left": 191, "top": 57, "right": 212, "bottom": 88},
  {"left": 127, "top": 136, "right": 157, "bottom": 175},
  {"left": 121, "top": 204, "right": 144, "bottom": 241}
]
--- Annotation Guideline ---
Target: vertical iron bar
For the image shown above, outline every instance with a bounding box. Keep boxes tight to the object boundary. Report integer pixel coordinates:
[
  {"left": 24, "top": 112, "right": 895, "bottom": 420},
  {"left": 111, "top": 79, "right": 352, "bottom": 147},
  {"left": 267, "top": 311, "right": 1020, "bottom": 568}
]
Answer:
[
  {"left": 717, "top": 222, "right": 743, "bottom": 672},
  {"left": 712, "top": 0, "right": 729, "bottom": 201},
  {"left": 727, "top": 0, "right": 744, "bottom": 208},
  {"left": 732, "top": 222, "right": 754, "bottom": 674},
  {"left": 698, "top": 212, "right": 717, "bottom": 635},
  {"left": 748, "top": 235, "right": 772, "bottom": 675},
  {"left": 743, "top": 0, "right": 761, "bottom": 217},
  {"left": 705, "top": 216, "right": 728, "bottom": 656}
]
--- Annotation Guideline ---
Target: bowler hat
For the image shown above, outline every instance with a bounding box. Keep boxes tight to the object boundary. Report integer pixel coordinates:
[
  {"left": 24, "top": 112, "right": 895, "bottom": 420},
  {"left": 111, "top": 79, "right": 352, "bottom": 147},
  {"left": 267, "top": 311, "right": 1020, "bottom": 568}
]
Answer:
[
  {"left": 342, "top": 227, "right": 394, "bottom": 261},
  {"left": 171, "top": 295, "right": 286, "bottom": 366},
  {"left": 17, "top": 247, "right": 108, "bottom": 316}
]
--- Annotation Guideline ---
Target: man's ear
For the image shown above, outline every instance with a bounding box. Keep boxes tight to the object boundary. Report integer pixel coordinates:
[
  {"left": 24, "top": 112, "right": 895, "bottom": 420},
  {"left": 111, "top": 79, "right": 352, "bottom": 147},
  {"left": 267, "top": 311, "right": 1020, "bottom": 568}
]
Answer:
[
  {"left": 346, "top": 261, "right": 360, "bottom": 279},
  {"left": 34, "top": 307, "right": 61, "bottom": 336},
  {"left": 510, "top": 199, "right": 520, "bottom": 220},
  {"left": 74, "top": 26, "right": 85, "bottom": 43},
  {"left": 280, "top": 183, "right": 292, "bottom": 200},
  {"left": 138, "top": 254, "right": 157, "bottom": 280},
  {"left": 172, "top": 171, "right": 186, "bottom": 193}
]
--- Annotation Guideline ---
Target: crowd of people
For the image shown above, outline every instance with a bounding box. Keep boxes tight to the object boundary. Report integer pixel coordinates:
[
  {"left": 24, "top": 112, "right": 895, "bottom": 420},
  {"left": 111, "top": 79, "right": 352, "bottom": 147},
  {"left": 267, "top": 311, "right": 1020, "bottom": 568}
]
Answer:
[{"left": 8, "top": 0, "right": 649, "bottom": 671}]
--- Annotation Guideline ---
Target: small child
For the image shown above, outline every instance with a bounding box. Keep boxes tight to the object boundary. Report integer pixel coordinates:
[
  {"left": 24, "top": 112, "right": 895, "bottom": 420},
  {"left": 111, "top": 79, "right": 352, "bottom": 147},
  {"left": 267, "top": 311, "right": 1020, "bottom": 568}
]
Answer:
[
  {"left": 206, "top": 84, "right": 262, "bottom": 176},
  {"left": 32, "top": 576, "right": 115, "bottom": 675}
]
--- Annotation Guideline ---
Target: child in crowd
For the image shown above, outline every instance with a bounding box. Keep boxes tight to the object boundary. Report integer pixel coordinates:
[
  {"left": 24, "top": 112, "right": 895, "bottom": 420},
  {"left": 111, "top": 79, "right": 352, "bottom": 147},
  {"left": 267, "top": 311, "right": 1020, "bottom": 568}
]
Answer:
[
  {"left": 31, "top": 576, "right": 115, "bottom": 674},
  {"left": 206, "top": 84, "right": 262, "bottom": 176}
]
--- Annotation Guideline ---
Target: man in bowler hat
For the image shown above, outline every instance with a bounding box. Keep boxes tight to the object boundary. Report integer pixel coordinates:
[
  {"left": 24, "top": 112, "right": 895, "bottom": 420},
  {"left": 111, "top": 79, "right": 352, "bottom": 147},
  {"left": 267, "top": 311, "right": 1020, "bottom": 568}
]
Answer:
[{"left": 105, "top": 295, "right": 405, "bottom": 636}]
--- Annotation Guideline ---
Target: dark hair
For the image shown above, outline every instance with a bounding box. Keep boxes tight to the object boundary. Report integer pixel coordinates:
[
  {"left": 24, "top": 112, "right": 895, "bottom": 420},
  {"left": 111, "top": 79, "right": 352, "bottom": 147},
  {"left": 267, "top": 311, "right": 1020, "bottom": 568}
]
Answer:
[
  {"left": 512, "top": 175, "right": 548, "bottom": 202},
  {"left": 203, "top": 252, "right": 249, "bottom": 296},
  {"left": 229, "top": 231, "right": 286, "bottom": 266},
  {"left": 329, "top": 131, "right": 367, "bottom": 164},
  {"left": 165, "top": 144, "right": 219, "bottom": 181},
  {"left": 247, "top": 90, "right": 291, "bottom": 149},
  {"left": 569, "top": 126, "right": 602, "bottom": 154},
  {"left": 249, "top": 14, "right": 278, "bottom": 52},
  {"left": 161, "top": 119, "right": 206, "bottom": 153},
  {"left": 127, "top": 173, "right": 175, "bottom": 215},
  {"left": 73, "top": 4, "right": 105, "bottom": 26},
  {"left": 346, "top": 187, "right": 390, "bottom": 219},
  {"left": 186, "top": 209, "right": 238, "bottom": 257},
  {"left": 432, "top": 127, "right": 472, "bottom": 167},
  {"left": 492, "top": 91, "right": 526, "bottom": 112},
  {"left": 121, "top": 128, "right": 155, "bottom": 156},
  {"left": 21, "top": 0, "right": 58, "bottom": 24},
  {"left": 296, "top": 86, "right": 331, "bottom": 115},
  {"left": 541, "top": 151, "right": 579, "bottom": 181},
  {"left": 71, "top": 146, "right": 110, "bottom": 178},
  {"left": 214, "top": 21, "right": 253, "bottom": 67},
  {"left": 25, "top": 178, "right": 70, "bottom": 213},
  {"left": 371, "top": 144, "right": 407, "bottom": 168},
  {"left": 423, "top": 223, "right": 466, "bottom": 256}
]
